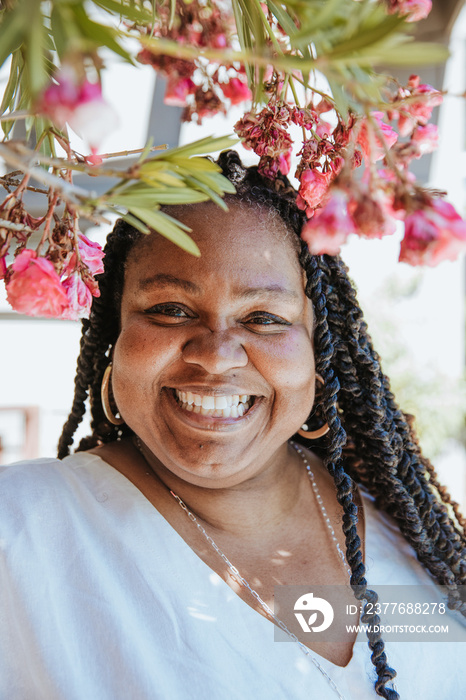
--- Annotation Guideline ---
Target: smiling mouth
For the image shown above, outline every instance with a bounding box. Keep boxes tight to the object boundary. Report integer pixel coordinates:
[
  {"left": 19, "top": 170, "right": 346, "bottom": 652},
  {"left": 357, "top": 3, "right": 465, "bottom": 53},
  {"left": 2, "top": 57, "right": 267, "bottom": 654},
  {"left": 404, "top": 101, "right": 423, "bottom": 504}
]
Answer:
[{"left": 172, "top": 389, "right": 255, "bottom": 418}]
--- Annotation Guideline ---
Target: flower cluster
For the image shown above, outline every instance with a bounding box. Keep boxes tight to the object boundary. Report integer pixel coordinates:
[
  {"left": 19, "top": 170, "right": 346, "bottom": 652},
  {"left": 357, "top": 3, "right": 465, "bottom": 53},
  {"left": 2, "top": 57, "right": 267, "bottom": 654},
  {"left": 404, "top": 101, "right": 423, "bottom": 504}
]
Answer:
[
  {"left": 137, "top": 0, "right": 251, "bottom": 122},
  {"left": 1, "top": 198, "right": 104, "bottom": 319},
  {"left": 235, "top": 70, "right": 466, "bottom": 266}
]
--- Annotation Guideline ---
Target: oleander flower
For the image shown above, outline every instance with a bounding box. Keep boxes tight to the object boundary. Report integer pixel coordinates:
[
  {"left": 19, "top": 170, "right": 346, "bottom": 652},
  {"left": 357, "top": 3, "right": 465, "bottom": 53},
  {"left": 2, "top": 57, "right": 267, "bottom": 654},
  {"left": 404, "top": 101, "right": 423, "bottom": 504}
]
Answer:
[
  {"left": 6, "top": 249, "right": 70, "bottom": 318},
  {"left": 77, "top": 233, "right": 105, "bottom": 276},
  {"left": 350, "top": 191, "right": 397, "bottom": 239},
  {"left": 410, "top": 124, "right": 439, "bottom": 155},
  {"left": 357, "top": 112, "right": 398, "bottom": 163},
  {"left": 37, "top": 68, "right": 118, "bottom": 150},
  {"left": 235, "top": 102, "right": 294, "bottom": 179},
  {"left": 61, "top": 272, "right": 94, "bottom": 321},
  {"left": 385, "top": 0, "right": 432, "bottom": 22},
  {"left": 220, "top": 77, "right": 252, "bottom": 105},
  {"left": 301, "top": 190, "right": 356, "bottom": 255},
  {"left": 395, "top": 75, "right": 443, "bottom": 137},
  {"left": 164, "top": 75, "right": 197, "bottom": 107},
  {"left": 400, "top": 198, "right": 466, "bottom": 266},
  {"left": 297, "top": 168, "right": 332, "bottom": 216}
]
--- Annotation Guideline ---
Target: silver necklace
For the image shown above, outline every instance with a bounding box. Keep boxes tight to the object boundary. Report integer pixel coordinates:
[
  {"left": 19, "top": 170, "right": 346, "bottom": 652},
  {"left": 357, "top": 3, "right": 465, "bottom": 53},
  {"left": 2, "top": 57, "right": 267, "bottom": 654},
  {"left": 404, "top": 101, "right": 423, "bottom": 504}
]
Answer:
[{"left": 136, "top": 437, "right": 350, "bottom": 700}]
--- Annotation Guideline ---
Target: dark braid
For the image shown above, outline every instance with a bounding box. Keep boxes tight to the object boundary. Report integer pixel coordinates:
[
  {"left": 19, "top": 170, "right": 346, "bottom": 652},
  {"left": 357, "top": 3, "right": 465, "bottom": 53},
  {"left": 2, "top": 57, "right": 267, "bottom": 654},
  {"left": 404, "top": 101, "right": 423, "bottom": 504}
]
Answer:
[
  {"left": 58, "top": 220, "right": 141, "bottom": 458},
  {"left": 58, "top": 149, "right": 466, "bottom": 698}
]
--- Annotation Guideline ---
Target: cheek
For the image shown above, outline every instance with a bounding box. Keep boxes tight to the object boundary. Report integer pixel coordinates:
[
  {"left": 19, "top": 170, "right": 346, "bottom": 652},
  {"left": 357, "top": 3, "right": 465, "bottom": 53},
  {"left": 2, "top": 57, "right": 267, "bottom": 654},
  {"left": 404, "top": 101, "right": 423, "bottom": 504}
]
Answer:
[
  {"left": 111, "top": 324, "right": 165, "bottom": 405},
  {"left": 254, "top": 327, "right": 315, "bottom": 403}
]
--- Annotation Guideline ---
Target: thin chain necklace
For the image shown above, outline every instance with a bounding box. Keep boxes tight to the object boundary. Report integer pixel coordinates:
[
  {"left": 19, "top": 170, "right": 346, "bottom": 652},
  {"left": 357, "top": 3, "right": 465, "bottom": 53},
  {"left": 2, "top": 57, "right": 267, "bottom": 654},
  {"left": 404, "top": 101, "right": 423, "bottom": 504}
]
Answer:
[{"left": 135, "top": 437, "right": 351, "bottom": 700}]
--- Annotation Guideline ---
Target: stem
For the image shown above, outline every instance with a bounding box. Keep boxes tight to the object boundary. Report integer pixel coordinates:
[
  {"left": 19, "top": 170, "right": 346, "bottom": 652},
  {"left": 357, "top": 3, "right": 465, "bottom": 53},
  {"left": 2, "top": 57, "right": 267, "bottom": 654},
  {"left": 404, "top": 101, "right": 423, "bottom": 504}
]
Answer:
[
  {"left": 0, "top": 110, "right": 30, "bottom": 122},
  {"left": 288, "top": 76, "right": 301, "bottom": 108},
  {"left": 0, "top": 219, "right": 37, "bottom": 234},
  {"left": 36, "top": 190, "right": 59, "bottom": 255},
  {"left": 0, "top": 144, "right": 93, "bottom": 202}
]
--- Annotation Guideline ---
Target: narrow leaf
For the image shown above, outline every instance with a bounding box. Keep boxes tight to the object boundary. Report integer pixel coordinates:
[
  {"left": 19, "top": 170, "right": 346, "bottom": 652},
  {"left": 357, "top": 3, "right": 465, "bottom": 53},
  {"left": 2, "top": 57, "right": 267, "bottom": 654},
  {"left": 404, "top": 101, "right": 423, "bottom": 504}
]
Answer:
[{"left": 128, "top": 206, "right": 200, "bottom": 256}]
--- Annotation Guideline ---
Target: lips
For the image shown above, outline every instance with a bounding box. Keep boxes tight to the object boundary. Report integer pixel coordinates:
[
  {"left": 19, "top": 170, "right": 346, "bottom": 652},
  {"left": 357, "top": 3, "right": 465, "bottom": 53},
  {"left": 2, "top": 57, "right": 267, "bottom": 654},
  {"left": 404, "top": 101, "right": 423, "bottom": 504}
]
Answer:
[{"left": 173, "top": 389, "right": 254, "bottom": 418}]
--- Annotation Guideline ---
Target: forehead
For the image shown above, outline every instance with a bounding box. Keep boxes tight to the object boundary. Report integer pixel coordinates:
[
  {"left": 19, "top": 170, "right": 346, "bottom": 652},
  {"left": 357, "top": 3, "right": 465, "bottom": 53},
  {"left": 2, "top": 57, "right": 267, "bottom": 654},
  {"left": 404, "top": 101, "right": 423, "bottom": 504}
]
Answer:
[{"left": 124, "top": 200, "right": 304, "bottom": 292}]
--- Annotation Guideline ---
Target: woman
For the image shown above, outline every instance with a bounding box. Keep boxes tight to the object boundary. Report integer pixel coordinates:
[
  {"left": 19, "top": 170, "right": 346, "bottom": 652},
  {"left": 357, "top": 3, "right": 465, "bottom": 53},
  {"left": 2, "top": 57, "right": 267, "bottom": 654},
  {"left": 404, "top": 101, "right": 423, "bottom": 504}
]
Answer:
[{"left": 1, "top": 151, "right": 465, "bottom": 700}]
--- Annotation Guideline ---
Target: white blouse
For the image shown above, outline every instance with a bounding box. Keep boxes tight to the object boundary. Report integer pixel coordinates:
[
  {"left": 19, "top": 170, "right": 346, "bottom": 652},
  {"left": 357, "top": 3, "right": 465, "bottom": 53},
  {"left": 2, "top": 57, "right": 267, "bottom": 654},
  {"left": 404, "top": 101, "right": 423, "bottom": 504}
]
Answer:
[{"left": 0, "top": 453, "right": 465, "bottom": 700}]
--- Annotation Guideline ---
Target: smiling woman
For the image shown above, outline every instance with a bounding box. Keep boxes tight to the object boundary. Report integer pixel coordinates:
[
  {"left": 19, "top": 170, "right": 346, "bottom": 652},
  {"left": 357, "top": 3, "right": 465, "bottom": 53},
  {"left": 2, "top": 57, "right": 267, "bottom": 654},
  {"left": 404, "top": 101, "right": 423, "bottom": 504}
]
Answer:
[{"left": 1, "top": 151, "right": 466, "bottom": 700}]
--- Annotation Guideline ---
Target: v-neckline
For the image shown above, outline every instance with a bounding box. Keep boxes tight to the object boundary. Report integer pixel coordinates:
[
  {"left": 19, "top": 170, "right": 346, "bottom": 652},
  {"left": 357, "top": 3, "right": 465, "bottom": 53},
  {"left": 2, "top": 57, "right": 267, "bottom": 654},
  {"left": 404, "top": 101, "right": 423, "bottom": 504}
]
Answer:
[{"left": 66, "top": 450, "right": 368, "bottom": 671}]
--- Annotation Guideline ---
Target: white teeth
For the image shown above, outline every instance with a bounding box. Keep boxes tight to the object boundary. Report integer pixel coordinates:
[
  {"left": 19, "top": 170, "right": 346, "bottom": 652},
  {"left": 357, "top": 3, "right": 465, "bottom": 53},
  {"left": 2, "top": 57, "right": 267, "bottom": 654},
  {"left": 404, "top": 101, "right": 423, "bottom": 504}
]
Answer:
[
  {"left": 174, "top": 389, "right": 253, "bottom": 418},
  {"left": 201, "top": 395, "right": 215, "bottom": 409},
  {"left": 214, "top": 396, "right": 228, "bottom": 409}
]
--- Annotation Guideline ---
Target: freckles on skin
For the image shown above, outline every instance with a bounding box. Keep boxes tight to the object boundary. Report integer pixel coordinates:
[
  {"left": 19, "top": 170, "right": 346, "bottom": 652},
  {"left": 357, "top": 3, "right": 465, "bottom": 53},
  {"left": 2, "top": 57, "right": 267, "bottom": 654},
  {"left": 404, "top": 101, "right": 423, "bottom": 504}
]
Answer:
[{"left": 111, "top": 201, "right": 317, "bottom": 487}]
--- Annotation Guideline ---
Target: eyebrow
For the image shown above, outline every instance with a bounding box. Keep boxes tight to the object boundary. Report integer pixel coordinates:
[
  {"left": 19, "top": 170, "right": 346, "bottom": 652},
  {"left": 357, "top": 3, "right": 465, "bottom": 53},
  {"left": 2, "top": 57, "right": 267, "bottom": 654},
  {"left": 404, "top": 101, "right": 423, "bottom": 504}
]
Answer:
[
  {"left": 138, "top": 274, "right": 299, "bottom": 301},
  {"left": 138, "top": 273, "right": 200, "bottom": 294}
]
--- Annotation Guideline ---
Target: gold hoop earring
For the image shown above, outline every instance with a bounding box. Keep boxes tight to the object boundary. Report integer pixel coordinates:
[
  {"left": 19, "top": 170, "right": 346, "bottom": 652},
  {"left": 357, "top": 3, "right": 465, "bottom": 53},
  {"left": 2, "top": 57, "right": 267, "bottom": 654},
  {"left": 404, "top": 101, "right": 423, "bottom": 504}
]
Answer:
[
  {"left": 101, "top": 362, "right": 124, "bottom": 426},
  {"left": 298, "top": 373, "right": 329, "bottom": 439}
]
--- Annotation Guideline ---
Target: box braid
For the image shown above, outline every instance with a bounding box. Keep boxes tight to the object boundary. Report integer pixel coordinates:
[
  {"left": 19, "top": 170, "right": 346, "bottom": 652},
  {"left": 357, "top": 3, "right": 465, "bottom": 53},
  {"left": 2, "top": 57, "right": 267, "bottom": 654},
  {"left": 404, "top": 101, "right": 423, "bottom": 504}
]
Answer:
[{"left": 58, "top": 149, "right": 466, "bottom": 699}]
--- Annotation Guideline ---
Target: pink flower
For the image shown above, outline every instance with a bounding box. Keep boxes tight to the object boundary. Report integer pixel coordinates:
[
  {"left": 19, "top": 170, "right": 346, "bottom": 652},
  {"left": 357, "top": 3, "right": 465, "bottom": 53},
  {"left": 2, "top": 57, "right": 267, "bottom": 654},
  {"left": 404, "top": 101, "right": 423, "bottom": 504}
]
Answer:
[
  {"left": 6, "top": 249, "right": 70, "bottom": 318},
  {"left": 400, "top": 199, "right": 466, "bottom": 266},
  {"left": 164, "top": 75, "right": 196, "bottom": 107},
  {"left": 297, "top": 169, "right": 332, "bottom": 216},
  {"left": 0, "top": 255, "right": 6, "bottom": 280},
  {"left": 37, "top": 68, "right": 118, "bottom": 150},
  {"left": 357, "top": 112, "right": 398, "bottom": 163},
  {"left": 410, "top": 124, "right": 438, "bottom": 155},
  {"left": 386, "top": 0, "right": 432, "bottom": 22},
  {"left": 397, "top": 75, "right": 443, "bottom": 136},
  {"left": 77, "top": 233, "right": 105, "bottom": 275},
  {"left": 61, "top": 273, "right": 94, "bottom": 321},
  {"left": 350, "top": 192, "right": 397, "bottom": 239},
  {"left": 220, "top": 77, "right": 252, "bottom": 105},
  {"left": 234, "top": 104, "right": 293, "bottom": 180},
  {"left": 301, "top": 191, "right": 356, "bottom": 255}
]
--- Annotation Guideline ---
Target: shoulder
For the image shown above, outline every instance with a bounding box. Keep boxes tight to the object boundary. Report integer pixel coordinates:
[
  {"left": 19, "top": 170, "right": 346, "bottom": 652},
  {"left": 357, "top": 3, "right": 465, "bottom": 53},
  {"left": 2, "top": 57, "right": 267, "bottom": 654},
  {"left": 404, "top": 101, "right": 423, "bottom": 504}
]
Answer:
[
  {"left": 0, "top": 453, "right": 117, "bottom": 530},
  {"left": 0, "top": 453, "right": 103, "bottom": 495}
]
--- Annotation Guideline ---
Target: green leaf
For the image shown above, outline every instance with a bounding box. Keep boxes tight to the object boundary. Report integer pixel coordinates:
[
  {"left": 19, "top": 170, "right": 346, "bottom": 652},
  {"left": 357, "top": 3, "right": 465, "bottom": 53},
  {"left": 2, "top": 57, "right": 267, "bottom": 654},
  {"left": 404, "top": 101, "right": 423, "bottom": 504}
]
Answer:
[
  {"left": 0, "top": 50, "right": 20, "bottom": 116},
  {"left": 150, "top": 135, "right": 238, "bottom": 160},
  {"left": 326, "top": 78, "right": 350, "bottom": 117},
  {"left": 266, "top": 1, "right": 298, "bottom": 37},
  {"left": 26, "top": 11, "right": 48, "bottom": 95},
  {"left": 128, "top": 206, "right": 200, "bottom": 256},
  {"left": 108, "top": 187, "right": 209, "bottom": 207},
  {"left": 71, "top": 5, "right": 134, "bottom": 63},
  {"left": 120, "top": 212, "right": 151, "bottom": 234},
  {"left": 181, "top": 174, "right": 230, "bottom": 210},
  {"left": 325, "top": 15, "right": 406, "bottom": 58},
  {"left": 0, "top": 7, "right": 28, "bottom": 69},
  {"left": 93, "top": 0, "right": 153, "bottom": 24}
]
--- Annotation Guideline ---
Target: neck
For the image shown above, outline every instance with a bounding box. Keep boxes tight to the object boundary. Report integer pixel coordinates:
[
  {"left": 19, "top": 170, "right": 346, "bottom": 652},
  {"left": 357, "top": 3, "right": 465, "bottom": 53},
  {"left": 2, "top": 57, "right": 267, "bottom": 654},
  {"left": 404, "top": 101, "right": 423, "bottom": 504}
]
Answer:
[{"left": 136, "top": 439, "right": 308, "bottom": 540}]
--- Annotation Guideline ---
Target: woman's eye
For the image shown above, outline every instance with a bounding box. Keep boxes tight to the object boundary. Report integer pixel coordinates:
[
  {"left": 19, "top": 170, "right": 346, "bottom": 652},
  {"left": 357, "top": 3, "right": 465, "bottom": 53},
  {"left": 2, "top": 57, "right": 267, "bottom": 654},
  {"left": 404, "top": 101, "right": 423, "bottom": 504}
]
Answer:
[
  {"left": 144, "top": 304, "right": 192, "bottom": 322},
  {"left": 244, "top": 313, "right": 291, "bottom": 329}
]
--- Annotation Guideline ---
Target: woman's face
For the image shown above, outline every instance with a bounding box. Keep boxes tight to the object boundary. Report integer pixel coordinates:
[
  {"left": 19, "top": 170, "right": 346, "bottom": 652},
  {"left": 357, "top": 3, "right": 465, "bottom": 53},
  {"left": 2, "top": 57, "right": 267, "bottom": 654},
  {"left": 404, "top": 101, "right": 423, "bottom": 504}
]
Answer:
[{"left": 112, "top": 200, "right": 316, "bottom": 487}]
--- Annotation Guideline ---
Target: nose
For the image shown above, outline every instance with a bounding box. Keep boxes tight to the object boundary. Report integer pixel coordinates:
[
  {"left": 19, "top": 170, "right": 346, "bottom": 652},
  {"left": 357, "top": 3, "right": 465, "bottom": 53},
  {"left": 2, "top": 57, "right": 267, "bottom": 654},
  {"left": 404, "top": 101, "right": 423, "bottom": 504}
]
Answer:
[{"left": 182, "top": 329, "right": 248, "bottom": 374}]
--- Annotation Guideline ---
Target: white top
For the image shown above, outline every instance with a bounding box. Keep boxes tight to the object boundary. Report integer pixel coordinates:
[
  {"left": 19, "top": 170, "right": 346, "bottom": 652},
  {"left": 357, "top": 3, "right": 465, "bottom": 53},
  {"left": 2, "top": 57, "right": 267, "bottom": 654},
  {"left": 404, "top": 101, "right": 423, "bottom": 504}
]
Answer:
[{"left": 0, "top": 453, "right": 465, "bottom": 700}]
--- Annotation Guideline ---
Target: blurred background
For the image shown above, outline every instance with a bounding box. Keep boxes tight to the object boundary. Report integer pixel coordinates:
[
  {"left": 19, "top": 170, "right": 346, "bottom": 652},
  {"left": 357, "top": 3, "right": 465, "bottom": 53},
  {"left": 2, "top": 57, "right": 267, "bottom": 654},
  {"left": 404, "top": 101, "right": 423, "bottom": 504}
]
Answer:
[{"left": 1, "top": 0, "right": 465, "bottom": 510}]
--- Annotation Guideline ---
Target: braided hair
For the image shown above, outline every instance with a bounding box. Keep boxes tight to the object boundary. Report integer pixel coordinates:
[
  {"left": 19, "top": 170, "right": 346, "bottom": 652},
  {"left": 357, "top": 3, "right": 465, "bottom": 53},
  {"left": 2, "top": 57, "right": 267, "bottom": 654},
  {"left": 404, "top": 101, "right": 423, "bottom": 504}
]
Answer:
[{"left": 58, "top": 150, "right": 466, "bottom": 699}]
